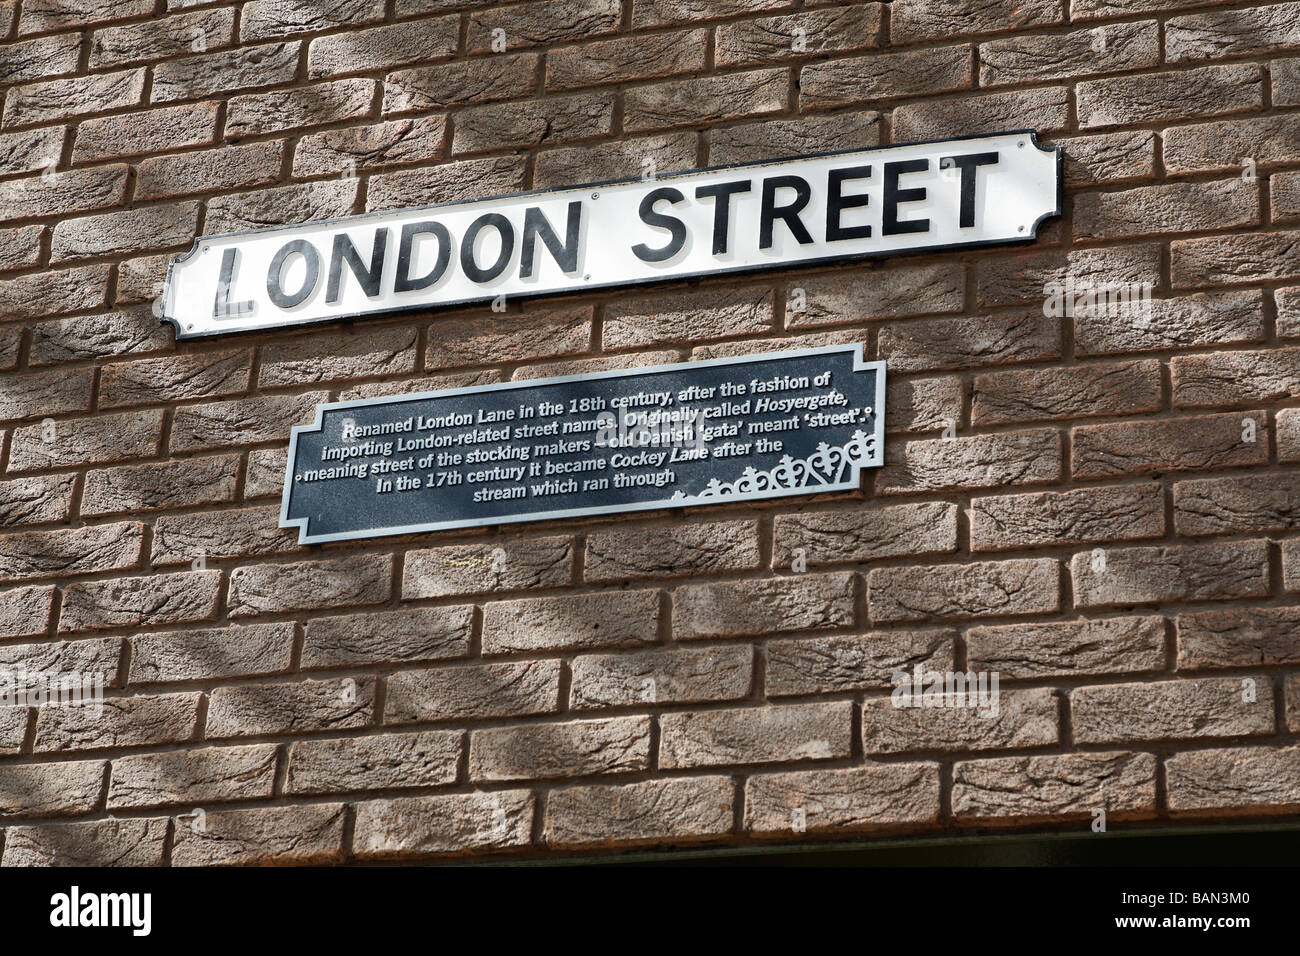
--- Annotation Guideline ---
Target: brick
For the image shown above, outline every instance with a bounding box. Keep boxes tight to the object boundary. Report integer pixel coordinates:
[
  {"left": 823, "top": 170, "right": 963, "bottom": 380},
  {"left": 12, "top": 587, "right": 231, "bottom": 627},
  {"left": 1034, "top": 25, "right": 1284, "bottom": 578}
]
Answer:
[
  {"left": 1274, "top": 170, "right": 1300, "bottom": 224},
  {"left": 4, "top": 69, "right": 145, "bottom": 128},
  {"left": 99, "top": 349, "right": 252, "bottom": 409},
  {"left": 20, "top": 0, "right": 151, "bottom": 32},
  {"left": 0, "top": 475, "right": 74, "bottom": 527},
  {"left": 1177, "top": 606, "right": 1300, "bottom": 669},
  {"left": 81, "top": 455, "right": 239, "bottom": 517},
  {"left": 1167, "top": 3, "right": 1300, "bottom": 62},
  {"left": 969, "top": 483, "right": 1165, "bottom": 551},
  {"left": 892, "top": 0, "right": 1061, "bottom": 43},
  {"left": 875, "top": 429, "right": 1062, "bottom": 495},
  {"left": 241, "top": 0, "right": 382, "bottom": 41},
  {"left": 0, "top": 33, "right": 81, "bottom": 85},
  {"left": 788, "top": 263, "right": 965, "bottom": 328},
  {"left": 0, "top": 707, "right": 28, "bottom": 755},
  {"left": 114, "top": 254, "right": 170, "bottom": 303},
  {"left": 1072, "top": 412, "right": 1268, "bottom": 479},
  {"left": 0, "top": 818, "right": 167, "bottom": 866},
  {"left": 0, "top": 166, "right": 129, "bottom": 224},
  {"left": 862, "top": 687, "right": 1059, "bottom": 753},
  {"left": 246, "top": 447, "right": 290, "bottom": 499},
  {"left": 288, "top": 731, "right": 462, "bottom": 794},
  {"left": 59, "top": 570, "right": 221, "bottom": 633},
  {"left": 746, "top": 764, "right": 940, "bottom": 835},
  {"left": 0, "top": 225, "right": 44, "bottom": 272},
  {"left": 307, "top": 15, "right": 458, "bottom": 78},
  {"left": 1055, "top": 130, "right": 1156, "bottom": 185},
  {"left": 968, "top": 616, "right": 1165, "bottom": 678},
  {"left": 1281, "top": 408, "right": 1300, "bottom": 461},
  {"left": 51, "top": 202, "right": 199, "bottom": 263},
  {"left": 1075, "top": 179, "right": 1258, "bottom": 241},
  {"left": 806, "top": 47, "right": 969, "bottom": 114},
  {"left": 482, "top": 589, "right": 659, "bottom": 654},
  {"left": 1077, "top": 64, "right": 1263, "bottom": 129},
  {"left": 228, "top": 554, "right": 391, "bottom": 617},
  {"left": 107, "top": 744, "right": 276, "bottom": 808},
  {"left": 386, "top": 660, "right": 561, "bottom": 723},
  {"left": 172, "top": 803, "right": 346, "bottom": 865},
  {"left": 470, "top": 716, "right": 650, "bottom": 782},
  {"left": 0, "top": 522, "right": 143, "bottom": 583},
  {"left": 341, "top": 370, "right": 506, "bottom": 400},
  {"left": 1174, "top": 474, "right": 1300, "bottom": 535},
  {"left": 90, "top": 8, "right": 236, "bottom": 68},
  {"left": 1164, "top": 114, "right": 1300, "bottom": 173},
  {"left": 869, "top": 558, "right": 1060, "bottom": 623},
  {"left": 424, "top": 307, "right": 589, "bottom": 370},
  {"left": 1073, "top": 0, "right": 1225, "bottom": 20},
  {"left": 226, "top": 79, "right": 376, "bottom": 138},
  {"left": 1174, "top": 347, "right": 1300, "bottom": 407},
  {"left": 717, "top": 6, "right": 882, "bottom": 68},
  {"left": 0, "top": 368, "right": 94, "bottom": 423},
  {"left": 452, "top": 93, "right": 614, "bottom": 155},
  {"left": 972, "top": 360, "right": 1161, "bottom": 425},
  {"left": 604, "top": 286, "right": 774, "bottom": 349},
  {"left": 1173, "top": 231, "right": 1300, "bottom": 286},
  {"left": 1072, "top": 677, "right": 1273, "bottom": 743},
  {"left": 1071, "top": 540, "right": 1269, "bottom": 608},
  {"left": 0, "top": 127, "right": 63, "bottom": 177},
  {"left": 28, "top": 309, "right": 172, "bottom": 366},
  {"left": 572, "top": 645, "right": 753, "bottom": 710},
  {"left": 953, "top": 752, "right": 1156, "bottom": 819},
  {"left": 402, "top": 536, "right": 572, "bottom": 599},
  {"left": 34, "top": 692, "right": 200, "bottom": 752},
  {"left": 1167, "top": 746, "right": 1300, "bottom": 813},
  {"left": 585, "top": 520, "right": 760, "bottom": 582},
  {"left": 773, "top": 502, "right": 957, "bottom": 567},
  {"left": 674, "top": 572, "right": 854, "bottom": 639},
  {"left": 893, "top": 88, "right": 1069, "bottom": 141},
  {"left": 877, "top": 314, "right": 1060, "bottom": 373},
  {"left": 170, "top": 391, "right": 327, "bottom": 452},
  {"left": 140, "top": 143, "right": 285, "bottom": 201},
  {"left": 766, "top": 629, "right": 956, "bottom": 696},
  {"left": 547, "top": 30, "right": 707, "bottom": 90},
  {"left": 8, "top": 409, "right": 162, "bottom": 472},
  {"left": 632, "top": 0, "right": 787, "bottom": 27},
  {"left": 302, "top": 605, "right": 472, "bottom": 668},
  {"left": 1276, "top": 56, "right": 1300, "bottom": 105},
  {"left": 661, "top": 701, "right": 851, "bottom": 769},
  {"left": 977, "top": 242, "right": 1160, "bottom": 308},
  {"left": 1074, "top": 290, "right": 1265, "bottom": 356},
  {"left": 73, "top": 102, "right": 218, "bottom": 164},
  {"left": 982, "top": 22, "right": 1159, "bottom": 88},
  {"left": 0, "top": 635, "right": 121, "bottom": 682},
  {"left": 206, "top": 677, "right": 374, "bottom": 738},
  {"left": 292, "top": 117, "right": 445, "bottom": 177},
  {"left": 533, "top": 134, "right": 697, "bottom": 189},
  {"left": 383, "top": 54, "right": 540, "bottom": 114},
  {"left": 152, "top": 506, "right": 299, "bottom": 566},
  {"left": 467, "top": 0, "right": 620, "bottom": 51},
  {"left": 259, "top": 326, "right": 417, "bottom": 387},
  {"left": 367, "top": 156, "right": 524, "bottom": 211},
  {"left": 885, "top": 376, "right": 963, "bottom": 434},
  {"left": 0, "top": 761, "right": 105, "bottom": 818},
  {"left": 624, "top": 69, "right": 788, "bottom": 132},
  {"left": 0, "top": 584, "right": 55, "bottom": 639},
  {"left": 354, "top": 791, "right": 533, "bottom": 857},
  {"left": 543, "top": 776, "right": 733, "bottom": 849},
  {"left": 708, "top": 111, "right": 881, "bottom": 165},
  {"left": 208, "top": 178, "right": 359, "bottom": 233},
  {"left": 130, "top": 622, "right": 295, "bottom": 683}
]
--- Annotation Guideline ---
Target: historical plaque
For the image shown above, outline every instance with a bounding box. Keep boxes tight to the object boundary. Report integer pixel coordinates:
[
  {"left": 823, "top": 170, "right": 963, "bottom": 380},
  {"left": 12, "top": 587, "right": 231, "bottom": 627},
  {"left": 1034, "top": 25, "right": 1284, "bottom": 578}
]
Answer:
[{"left": 281, "top": 345, "right": 885, "bottom": 543}]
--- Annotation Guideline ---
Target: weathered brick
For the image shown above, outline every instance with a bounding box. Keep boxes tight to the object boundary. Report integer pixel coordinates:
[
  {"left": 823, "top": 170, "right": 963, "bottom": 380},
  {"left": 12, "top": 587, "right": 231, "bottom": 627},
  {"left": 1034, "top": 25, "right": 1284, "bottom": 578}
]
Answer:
[
  {"left": 288, "top": 731, "right": 462, "bottom": 794},
  {"left": 292, "top": 117, "right": 445, "bottom": 177},
  {"left": 953, "top": 752, "right": 1156, "bottom": 819},
  {"left": 0, "top": 33, "right": 80, "bottom": 85},
  {"left": 467, "top": 0, "right": 619, "bottom": 51},
  {"left": 113, "top": 254, "right": 170, "bottom": 303},
  {"left": 452, "top": 93, "right": 614, "bottom": 155},
  {"left": 1174, "top": 473, "right": 1300, "bottom": 535},
  {"left": 0, "top": 635, "right": 120, "bottom": 681},
  {"left": 0, "top": 707, "right": 28, "bottom": 755},
  {"left": 0, "top": 818, "right": 167, "bottom": 866},
  {"left": 1177, "top": 606, "right": 1300, "bottom": 669},
  {"left": 709, "top": 111, "right": 881, "bottom": 164},
  {"left": 604, "top": 286, "right": 774, "bottom": 349},
  {"left": 59, "top": 570, "right": 221, "bottom": 633},
  {"left": 470, "top": 716, "right": 650, "bottom": 782},
  {"left": 367, "top": 156, "right": 524, "bottom": 211},
  {"left": 152, "top": 506, "right": 298, "bottom": 566},
  {"left": 28, "top": 309, "right": 171, "bottom": 366},
  {"left": 969, "top": 483, "right": 1165, "bottom": 551},
  {"left": 1055, "top": 130, "right": 1157, "bottom": 185},
  {"left": 1173, "top": 347, "right": 1300, "bottom": 407},
  {"left": 0, "top": 760, "right": 105, "bottom": 818},
  {"left": 772, "top": 502, "right": 957, "bottom": 567},
  {"left": 547, "top": 30, "right": 707, "bottom": 90},
  {"left": 544, "top": 776, "right": 733, "bottom": 849},
  {"left": 533, "top": 133, "right": 697, "bottom": 189},
  {"left": 572, "top": 644, "right": 753, "bottom": 710},
  {"left": 1167, "top": 745, "right": 1300, "bottom": 813},
  {"left": 862, "top": 687, "right": 1059, "bottom": 753},
  {"left": 1071, "top": 540, "right": 1269, "bottom": 608},
  {"left": 746, "top": 763, "right": 940, "bottom": 835},
  {"left": 354, "top": 790, "right": 533, "bottom": 857},
  {"left": 51, "top": 202, "right": 199, "bottom": 263},
  {"left": 1274, "top": 170, "right": 1300, "bottom": 224},
  {"left": 788, "top": 263, "right": 965, "bottom": 328},
  {"left": 482, "top": 589, "right": 659, "bottom": 654},
  {"left": 1073, "top": 677, "right": 1273, "bottom": 743},
  {"left": 20, "top": 0, "right": 151, "bottom": 33},
  {"left": 34, "top": 692, "right": 200, "bottom": 752},
  {"left": 8, "top": 409, "right": 162, "bottom": 472},
  {"left": 1072, "top": 412, "right": 1268, "bottom": 479},
  {"left": 402, "top": 536, "right": 572, "bottom": 599},
  {"left": 875, "top": 429, "right": 1062, "bottom": 495},
  {"left": 1074, "top": 179, "right": 1258, "bottom": 241},
  {"left": 0, "top": 522, "right": 143, "bottom": 583},
  {"left": 307, "top": 15, "right": 458, "bottom": 78},
  {"left": 0, "top": 225, "right": 44, "bottom": 272},
  {"left": 99, "top": 349, "right": 252, "bottom": 409},
  {"left": 81, "top": 455, "right": 239, "bottom": 517},
  {"left": 0, "top": 474, "right": 77, "bottom": 528},
  {"left": 981, "top": 21, "right": 1159, "bottom": 87},
  {"left": 205, "top": 180, "right": 357, "bottom": 234},
  {"left": 978, "top": 242, "right": 1160, "bottom": 308},
  {"left": 968, "top": 616, "right": 1166, "bottom": 678},
  {"left": 383, "top": 54, "right": 540, "bottom": 114},
  {"left": 585, "top": 520, "right": 760, "bottom": 582},
  {"left": 241, "top": 0, "right": 383, "bottom": 41},
  {"left": 674, "top": 572, "right": 854, "bottom": 639},
  {"left": 386, "top": 659, "right": 561, "bottom": 723},
  {"left": 885, "top": 375, "right": 963, "bottom": 434},
  {"left": 766, "top": 629, "right": 955, "bottom": 696},
  {"left": 172, "top": 805, "right": 346, "bottom": 866},
  {"left": 1167, "top": 3, "right": 1300, "bottom": 62},
  {"left": 138, "top": 141, "right": 285, "bottom": 201},
  {"left": 107, "top": 744, "right": 276, "bottom": 808},
  {"left": 0, "top": 584, "right": 55, "bottom": 639},
  {"left": 258, "top": 326, "right": 417, "bottom": 387},
  {"left": 1164, "top": 114, "right": 1300, "bottom": 174},
  {"left": 226, "top": 79, "right": 376, "bottom": 138},
  {"left": 1077, "top": 64, "right": 1262, "bottom": 128},
  {"left": 130, "top": 622, "right": 295, "bottom": 683},
  {"left": 892, "top": 0, "right": 1061, "bottom": 43},
  {"left": 245, "top": 447, "right": 290, "bottom": 499},
  {"left": 1074, "top": 290, "right": 1265, "bottom": 356},
  {"left": 869, "top": 559, "right": 1060, "bottom": 623},
  {"left": 206, "top": 677, "right": 374, "bottom": 738},
  {"left": 424, "top": 306, "right": 590, "bottom": 370},
  {"left": 302, "top": 605, "right": 472, "bottom": 668},
  {"left": 893, "top": 88, "right": 1069, "bottom": 140},
  {"left": 973, "top": 360, "right": 1161, "bottom": 425},
  {"left": 0, "top": 166, "right": 128, "bottom": 223},
  {"left": 228, "top": 554, "right": 391, "bottom": 617},
  {"left": 661, "top": 701, "right": 851, "bottom": 768},
  {"left": 73, "top": 102, "right": 219, "bottom": 164},
  {"left": 341, "top": 370, "right": 505, "bottom": 400},
  {"left": 90, "top": 8, "right": 236, "bottom": 68},
  {"left": 877, "top": 314, "right": 1060, "bottom": 372},
  {"left": 170, "top": 391, "right": 327, "bottom": 453},
  {"left": 715, "top": 5, "right": 881, "bottom": 67},
  {"left": 1280, "top": 408, "right": 1300, "bottom": 461},
  {"left": 624, "top": 69, "right": 788, "bottom": 132},
  {"left": 1276, "top": 56, "right": 1300, "bottom": 105},
  {"left": 0, "top": 127, "right": 63, "bottom": 177},
  {"left": 4, "top": 69, "right": 145, "bottom": 128}
]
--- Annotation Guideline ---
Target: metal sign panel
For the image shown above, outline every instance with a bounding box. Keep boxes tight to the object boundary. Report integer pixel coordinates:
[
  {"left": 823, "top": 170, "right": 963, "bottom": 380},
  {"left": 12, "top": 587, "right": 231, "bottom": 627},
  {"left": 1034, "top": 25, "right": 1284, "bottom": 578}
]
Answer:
[
  {"left": 280, "top": 345, "right": 885, "bottom": 544},
  {"left": 165, "top": 131, "right": 1061, "bottom": 339}
]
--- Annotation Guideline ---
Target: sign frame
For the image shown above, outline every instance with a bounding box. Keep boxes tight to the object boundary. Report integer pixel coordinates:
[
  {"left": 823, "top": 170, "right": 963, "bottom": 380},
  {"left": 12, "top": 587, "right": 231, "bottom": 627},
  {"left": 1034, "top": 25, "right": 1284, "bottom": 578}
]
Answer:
[
  {"left": 279, "top": 343, "right": 886, "bottom": 544},
  {"left": 164, "top": 130, "right": 1062, "bottom": 339}
]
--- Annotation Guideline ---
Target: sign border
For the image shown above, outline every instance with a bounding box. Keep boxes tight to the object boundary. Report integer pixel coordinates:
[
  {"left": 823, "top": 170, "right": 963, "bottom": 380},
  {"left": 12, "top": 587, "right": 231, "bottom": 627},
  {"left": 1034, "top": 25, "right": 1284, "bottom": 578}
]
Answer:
[
  {"left": 165, "top": 130, "right": 1062, "bottom": 339},
  {"left": 280, "top": 343, "right": 886, "bottom": 544}
]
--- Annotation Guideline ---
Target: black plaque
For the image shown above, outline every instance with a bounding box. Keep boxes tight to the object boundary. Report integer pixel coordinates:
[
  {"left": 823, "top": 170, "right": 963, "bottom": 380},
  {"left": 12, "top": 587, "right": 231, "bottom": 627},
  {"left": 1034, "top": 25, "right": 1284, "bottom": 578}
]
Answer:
[{"left": 280, "top": 345, "right": 885, "bottom": 543}]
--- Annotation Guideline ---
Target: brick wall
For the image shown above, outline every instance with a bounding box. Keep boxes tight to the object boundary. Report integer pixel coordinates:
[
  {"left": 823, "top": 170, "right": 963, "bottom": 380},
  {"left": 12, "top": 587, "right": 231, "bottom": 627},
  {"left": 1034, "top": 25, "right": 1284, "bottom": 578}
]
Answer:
[{"left": 1, "top": 0, "right": 1299, "bottom": 866}]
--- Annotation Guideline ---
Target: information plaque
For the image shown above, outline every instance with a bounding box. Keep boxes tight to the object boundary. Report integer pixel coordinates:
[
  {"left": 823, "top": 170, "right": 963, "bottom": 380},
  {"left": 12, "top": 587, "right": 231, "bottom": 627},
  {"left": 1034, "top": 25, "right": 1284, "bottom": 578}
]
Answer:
[{"left": 280, "top": 345, "right": 885, "bottom": 544}]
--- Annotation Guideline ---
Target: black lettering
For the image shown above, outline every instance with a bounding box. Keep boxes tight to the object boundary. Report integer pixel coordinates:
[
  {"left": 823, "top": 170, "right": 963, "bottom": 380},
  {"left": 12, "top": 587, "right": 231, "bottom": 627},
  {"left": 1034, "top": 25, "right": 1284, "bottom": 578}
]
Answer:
[
  {"left": 266, "top": 239, "right": 320, "bottom": 310},
  {"left": 212, "top": 247, "right": 254, "bottom": 318},
  {"left": 826, "top": 165, "right": 872, "bottom": 242},
  {"left": 940, "top": 151, "right": 999, "bottom": 228},
  {"left": 460, "top": 213, "right": 514, "bottom": 283},
  {"left": 394, "top": 221, "right": 452, "bottom": 293},
  {"left": 883, "top": 159, "right": 930, "bottom": 236},
  {"left": 326, "top": 228, "right": 388, "bottom": 303},
  {"left": 760, "top": 175, "right": 814, "bottom": 249},
  {"left": 694, "top": 179, "right": 751, "bottom": 255},
  {"left": 631, "top": 187, "right": 687, "bottom": 263},
  {"left": 520, "top": 201, "right": 582, "bottom": 278}
]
